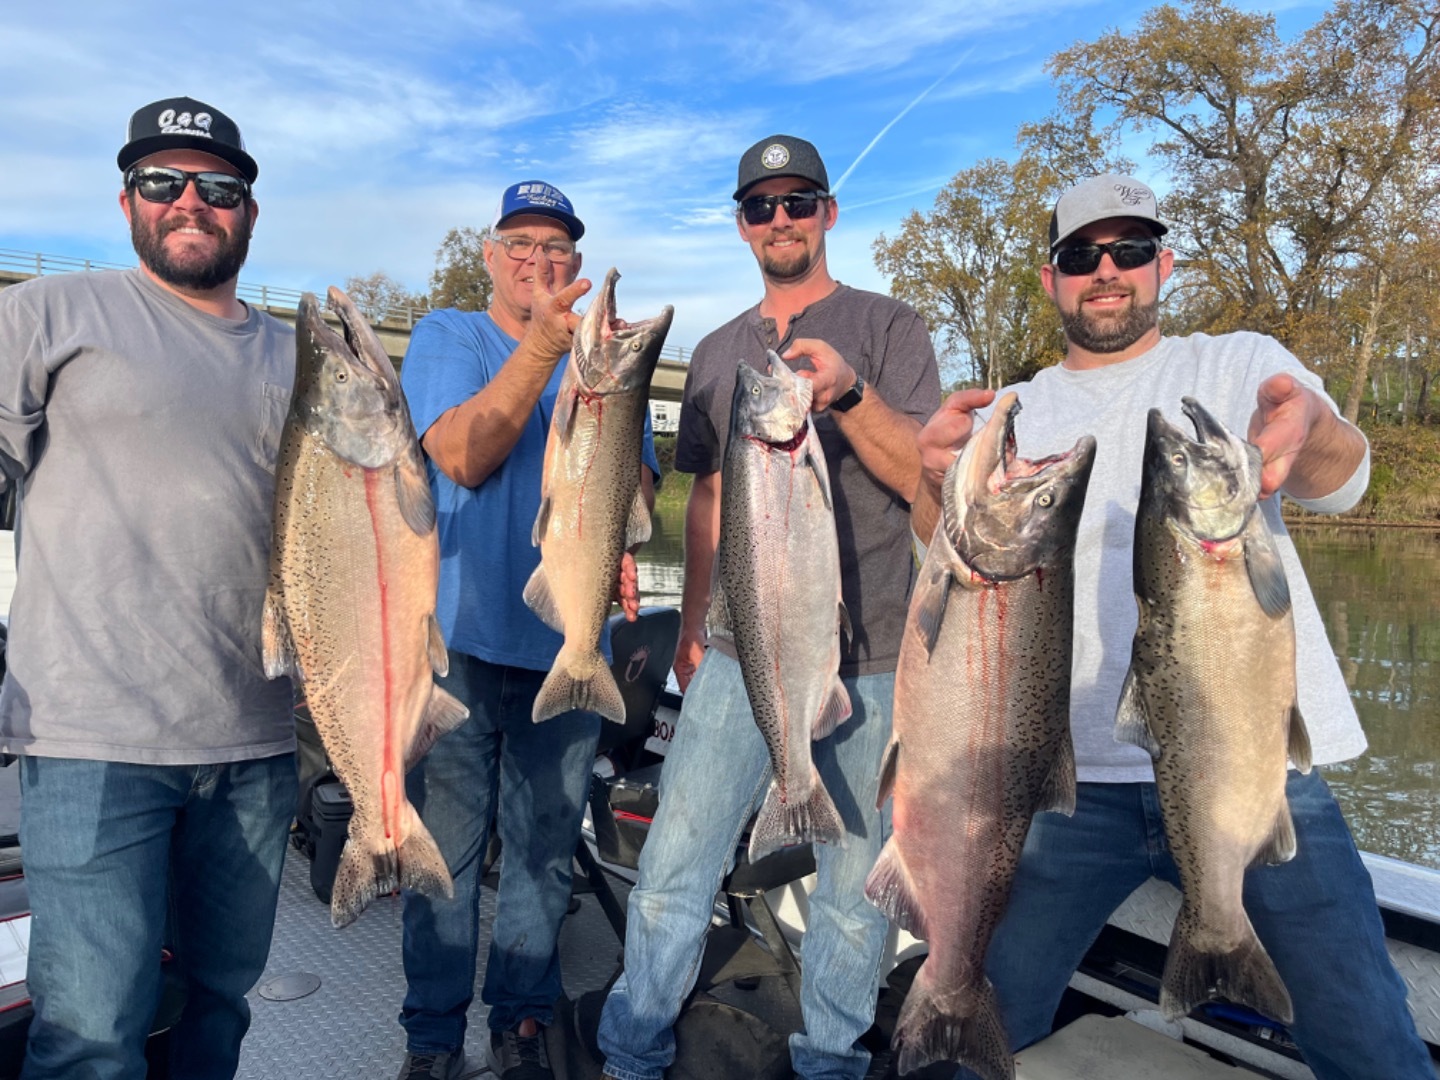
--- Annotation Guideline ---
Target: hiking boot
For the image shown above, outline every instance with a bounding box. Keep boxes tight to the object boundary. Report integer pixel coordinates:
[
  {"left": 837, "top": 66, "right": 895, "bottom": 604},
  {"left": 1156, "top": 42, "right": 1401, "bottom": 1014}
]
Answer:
[
  {"left": 488, "top": 1025, "right": 554, "bottom": 1079},
  {"left": 396, "top": 1049, "right": 469, "bottom": 1080}
]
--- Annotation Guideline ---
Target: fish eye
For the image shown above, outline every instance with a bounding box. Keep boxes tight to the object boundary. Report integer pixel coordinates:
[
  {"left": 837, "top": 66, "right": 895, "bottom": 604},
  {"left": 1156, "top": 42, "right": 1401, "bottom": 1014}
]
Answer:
[
  {"left": 1037, "top": 492, "right": 1053, "bottom": 508},
  {"left": 335, "top": 369, "right": 348, "bottom": 382},
  {"left": 1169, "top": 452, "right": 1185, "bottom": 467},
  {"left": 631, "top": 340, "right": 643, "bottom": 352},
  {"left": 751, "top": 384, "right": 761, "bottom": 396}
]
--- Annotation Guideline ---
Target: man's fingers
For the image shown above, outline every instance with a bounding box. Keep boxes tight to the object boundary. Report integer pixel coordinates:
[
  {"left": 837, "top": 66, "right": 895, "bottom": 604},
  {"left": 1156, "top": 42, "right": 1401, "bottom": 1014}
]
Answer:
[{"left": 553, "top": 277, "right": 592, "bottom": 311}]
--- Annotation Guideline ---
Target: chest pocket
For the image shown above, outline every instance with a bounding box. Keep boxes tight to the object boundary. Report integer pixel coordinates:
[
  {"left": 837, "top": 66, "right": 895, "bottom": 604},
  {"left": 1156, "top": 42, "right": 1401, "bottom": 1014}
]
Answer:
[{"left": 252, "top": 382, "right": 292, "bottom": 471}]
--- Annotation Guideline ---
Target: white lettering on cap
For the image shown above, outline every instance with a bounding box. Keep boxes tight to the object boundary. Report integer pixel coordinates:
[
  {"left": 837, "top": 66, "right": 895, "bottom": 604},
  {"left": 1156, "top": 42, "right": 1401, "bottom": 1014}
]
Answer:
[{"left": 761, "top": 144, "right": 790, "bottom": 170}]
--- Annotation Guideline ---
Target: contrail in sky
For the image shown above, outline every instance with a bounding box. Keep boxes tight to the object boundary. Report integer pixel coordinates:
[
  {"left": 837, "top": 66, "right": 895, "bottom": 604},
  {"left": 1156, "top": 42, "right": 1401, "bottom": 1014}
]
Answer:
[{"left": 830, "top": 50, "right": 974, "bottom": 196}]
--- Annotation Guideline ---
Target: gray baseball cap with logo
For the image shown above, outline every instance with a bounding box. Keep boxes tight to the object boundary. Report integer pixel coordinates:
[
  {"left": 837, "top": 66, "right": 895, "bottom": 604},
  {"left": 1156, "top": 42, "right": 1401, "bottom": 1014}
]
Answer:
[{"left": 1049, "top": 174, "right": 1168, "bottom": 250}]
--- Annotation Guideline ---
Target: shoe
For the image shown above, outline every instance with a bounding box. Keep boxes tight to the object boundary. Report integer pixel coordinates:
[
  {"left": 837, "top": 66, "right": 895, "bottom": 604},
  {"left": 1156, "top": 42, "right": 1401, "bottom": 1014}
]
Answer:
[
  {"left": 396, "top": 1049, "right": 469, "bottom": 1080},
  {"left": 488, "top": 1026, "right": 554, "bottom": 1079}
]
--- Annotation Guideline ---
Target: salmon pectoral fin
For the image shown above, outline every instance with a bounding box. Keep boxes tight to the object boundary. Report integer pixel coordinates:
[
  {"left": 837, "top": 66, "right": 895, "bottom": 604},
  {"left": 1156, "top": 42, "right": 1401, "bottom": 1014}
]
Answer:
[
  {"left": 261, "top": 590, "right": 301, "bottom": 682},
  {"left": 706, "top": 577, "right": 732, "bottom": 639},
  {"left": 1114, "top": 667, "right": 1162, "bottom": 760},
  {"left": 394, "top": 448, "right": 437, "bottom": 537},
  {"left": 863, "top": 838, "right": 927, "bottom": 938},
  {"left": 532, "top": 495, "right": 551, "bottom": 549},
  {"left": 1036, "top": 728, "right": 1077, "bottom": 817},
  {"left": 1161, "top": 906, "right": 1293, "bottom": 1025},
  {"left": 1244, "top": 521, "right": 1292, "bottom": 619},
  {"left": 912, "top": 558, "right": 953, "bottom": 658},
  {"left": 812, "top": 677, "right": 852, "bottom": 740},
  {"left": 426, "top": 614, "right": 448, "bottom": 677},
  {"left": 875, "top": 738, "right": 900, "bottom": 809},
  {"left": 747, "top": 773, "right": 844, "bottom": 864},
  {"left": 838, "top": 601, "right": 852, "bottom": 649},
  {"left": 533, "top": 651, "right": 625, "bottom": 724},
  {"left": 1255, "top": 800, "right": 1298, "bottom": 866},
  {"left": 405, "top": 686, "right": 471, "bottom": 772},
  {"left": 1288, "top": 704, "right": 1313, "bottom": 774},
  {"left": 893, "top": 973, "right": 1012, "bottom": 1080},
  {"left": 522, "top": 565, "right": 564, "bottom": 633},
  {"left": 804, "top": 447, "right": 833, "bottom": 511},
  {"left": 625, "top": 487, "right": 652, "bottom": 548}
]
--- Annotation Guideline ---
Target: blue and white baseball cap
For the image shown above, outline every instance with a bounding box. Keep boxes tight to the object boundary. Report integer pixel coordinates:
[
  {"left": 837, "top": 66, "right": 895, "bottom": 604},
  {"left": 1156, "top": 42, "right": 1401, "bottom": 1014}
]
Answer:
[{"left": 491, "top": 181, "right": 584, "bottom": 240}]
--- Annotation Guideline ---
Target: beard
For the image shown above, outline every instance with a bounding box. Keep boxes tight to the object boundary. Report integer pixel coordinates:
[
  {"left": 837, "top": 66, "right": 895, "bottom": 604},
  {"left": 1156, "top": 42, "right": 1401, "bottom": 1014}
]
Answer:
[
  {"left": 760, "top": 232, "right": 814, "bottom": 282},
  {"left": 1059, "top": 286, "right": 1158, "bottom": 354},
  {"left": 129, "top": 196, "right": 251, "bottom": 292}
]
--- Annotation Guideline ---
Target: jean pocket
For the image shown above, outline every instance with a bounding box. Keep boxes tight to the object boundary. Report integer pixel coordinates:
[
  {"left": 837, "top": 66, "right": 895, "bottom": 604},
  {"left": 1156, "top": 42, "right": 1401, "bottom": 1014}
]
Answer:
[{"left": 253, "top": 381, "right": 291, "bottom": 471}]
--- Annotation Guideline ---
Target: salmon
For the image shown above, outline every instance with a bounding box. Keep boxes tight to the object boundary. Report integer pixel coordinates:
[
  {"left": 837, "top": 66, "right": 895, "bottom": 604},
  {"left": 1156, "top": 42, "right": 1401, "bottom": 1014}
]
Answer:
[
  {"left": 866, "top": 393, "right": 1095, "bottom": 1079},
  {"left": 525, "top": 268, "right": 673, "bottom": 723},
  {"left": 264, "top": 287, "right": 467, "bottom": 928},
  {"left": 1116, "top": 397, "right": 1312, "bottom": 1023}
]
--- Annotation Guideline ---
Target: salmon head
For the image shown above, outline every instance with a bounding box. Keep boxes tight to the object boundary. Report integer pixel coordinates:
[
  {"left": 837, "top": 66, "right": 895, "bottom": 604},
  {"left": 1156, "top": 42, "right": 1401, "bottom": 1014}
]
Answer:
[
  {"left": 294, "top": 286, "right": 414, "bottom": 469},
  {"left": 730, "top": 351, "right": 813, "bottom": 448},
  {"left": 944, "top": 391, "right": 1096, "bottom": 581},
  {"left": 1142, "top": 397, "right": 1262, "bottom": 544},
  {"left": 572, "top": 268, "right": 675, "bottom": 396}
]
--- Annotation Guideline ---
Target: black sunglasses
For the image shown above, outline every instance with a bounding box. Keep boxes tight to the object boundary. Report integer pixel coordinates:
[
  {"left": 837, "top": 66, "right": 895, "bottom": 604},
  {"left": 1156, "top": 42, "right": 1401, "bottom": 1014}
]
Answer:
[
  {"left": 125, "top": 166, "right": 251, "bottom": 210},
  {"left": 1052, "top": 236, "right": 1159, "bottom": 276},
  {"left": 738, "top": 190, "right": 826, "bottom": 226}
]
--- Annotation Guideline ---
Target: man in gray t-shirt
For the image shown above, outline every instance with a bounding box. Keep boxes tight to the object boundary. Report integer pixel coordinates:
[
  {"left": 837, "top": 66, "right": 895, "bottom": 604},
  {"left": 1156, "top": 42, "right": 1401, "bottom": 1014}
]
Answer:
[
  {"left": 912, "top": 175, "right": 1430, "bottom": 1079},
  {"left": 599, "top": 135, "right": 940, "bottom": 1080},
  {"left": 0, "top": 97, "right": 297, "bottom": 1078}
]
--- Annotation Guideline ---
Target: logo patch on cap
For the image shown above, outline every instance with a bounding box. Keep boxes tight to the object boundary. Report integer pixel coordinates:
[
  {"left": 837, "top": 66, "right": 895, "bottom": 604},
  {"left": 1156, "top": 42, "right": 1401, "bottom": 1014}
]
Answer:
[
  {"left": 156, "top": 107, "right": 214, "bottom": 140},
  {"left": 1113, "top": 183, "right": 1152, "bottom": 206},
  {"left": 761, "top": 144, "right": 790, "bottom": 170}
]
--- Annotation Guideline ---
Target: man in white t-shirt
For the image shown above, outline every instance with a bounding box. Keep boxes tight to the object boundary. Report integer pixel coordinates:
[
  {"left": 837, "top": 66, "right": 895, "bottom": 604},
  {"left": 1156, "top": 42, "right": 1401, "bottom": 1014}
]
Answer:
[{"left": 911, "top": 174, "right": 1431, "bottom": 1080}]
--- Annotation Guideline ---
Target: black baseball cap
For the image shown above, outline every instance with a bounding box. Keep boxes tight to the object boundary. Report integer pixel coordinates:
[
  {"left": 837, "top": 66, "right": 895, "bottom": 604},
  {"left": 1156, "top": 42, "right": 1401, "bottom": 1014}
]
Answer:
[
  {"left": 117, "top": 97, "right": 259, "bottom": 184},
  {"left": 733, "top": 135, "right": 829, "bottom": 201}
]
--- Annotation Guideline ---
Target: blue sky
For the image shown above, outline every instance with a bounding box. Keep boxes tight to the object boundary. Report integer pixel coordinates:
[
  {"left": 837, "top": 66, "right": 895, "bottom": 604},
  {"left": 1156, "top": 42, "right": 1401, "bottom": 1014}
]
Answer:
[{"left": 2, "top": 0, "right": 1325, "bottom": 352}]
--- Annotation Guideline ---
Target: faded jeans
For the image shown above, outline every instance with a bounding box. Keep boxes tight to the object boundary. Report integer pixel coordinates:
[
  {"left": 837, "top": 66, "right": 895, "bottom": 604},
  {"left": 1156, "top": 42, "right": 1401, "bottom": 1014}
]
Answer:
[
  {"left": 599, "top": 649, "right": 894, "bottom": 1080},
  {"left": 19, "top": 753, "right": 296, "bottom": 1080},
  {"left": 956, "top": 771, "right": 1433, "bottom": 1080},
  {"left": 399, "top": 651, "right": 601, "bottom": 1053}
]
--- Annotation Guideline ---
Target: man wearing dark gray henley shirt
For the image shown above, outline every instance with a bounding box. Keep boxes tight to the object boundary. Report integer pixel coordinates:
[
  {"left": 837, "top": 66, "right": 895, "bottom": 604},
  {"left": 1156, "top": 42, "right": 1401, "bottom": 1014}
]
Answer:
[{"left": 0, "top": 97, "right": 296, "bottom": 1078}]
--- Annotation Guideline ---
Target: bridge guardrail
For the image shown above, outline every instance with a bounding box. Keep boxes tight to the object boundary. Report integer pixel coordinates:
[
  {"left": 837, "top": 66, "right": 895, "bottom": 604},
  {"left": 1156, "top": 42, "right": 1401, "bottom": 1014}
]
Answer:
[{"left": 0, "top": 249, "right": 692, "bottom": 362}]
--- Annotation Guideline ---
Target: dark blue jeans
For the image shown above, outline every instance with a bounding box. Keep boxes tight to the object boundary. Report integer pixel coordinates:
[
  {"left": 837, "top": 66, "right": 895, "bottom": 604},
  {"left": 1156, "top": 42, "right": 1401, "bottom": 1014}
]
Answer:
[
  {"left": 18, "top": 753, "right": 296, "bottom": 1080},
  {"left": 958, "top": 770, "right": 1432, "bottom": 1080},
  {"left": 399, "top": 651, "right": 601, "bottom": 1054}
]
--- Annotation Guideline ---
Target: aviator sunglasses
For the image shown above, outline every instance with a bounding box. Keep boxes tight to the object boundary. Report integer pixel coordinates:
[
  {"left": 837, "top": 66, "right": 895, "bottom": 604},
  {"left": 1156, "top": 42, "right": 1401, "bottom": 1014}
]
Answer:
[
  {"left": 738, "top": 190, "right": 826, "bottom": 226},
  {"left": 1052, "top": 236, "right": 1160, "bottom": 276},
  {"left": 125, "top": 166, "right": 251, "bottom": 210}
]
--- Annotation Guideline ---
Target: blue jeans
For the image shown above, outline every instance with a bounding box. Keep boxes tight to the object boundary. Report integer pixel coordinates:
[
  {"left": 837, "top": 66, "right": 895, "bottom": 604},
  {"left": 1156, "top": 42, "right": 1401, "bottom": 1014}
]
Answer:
[
  {"left": 18, "top": 753, "right": 295, "bottom": 1080},
  {"left": 599, "top": 649, "right": 894, "bottom": 1080},
  {"left": 958, "top": 771, "right": 1432, "bottom": 1080},
  {"left": 399, "top": 651, "right": 601, "bottom": 1053}
]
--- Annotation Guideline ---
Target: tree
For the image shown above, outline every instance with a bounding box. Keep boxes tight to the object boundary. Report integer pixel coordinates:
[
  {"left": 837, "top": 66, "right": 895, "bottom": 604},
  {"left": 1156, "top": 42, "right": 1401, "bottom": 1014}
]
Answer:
[
  {"left": 429, "top": 227, "right": 493, "bottom": 312},
  {"left": 343, "top": 271, "right": 428, "bottom": 323}
]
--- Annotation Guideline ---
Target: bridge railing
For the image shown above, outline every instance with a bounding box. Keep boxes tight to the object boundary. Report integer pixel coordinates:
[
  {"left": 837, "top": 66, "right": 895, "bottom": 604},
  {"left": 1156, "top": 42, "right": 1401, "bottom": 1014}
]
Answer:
[{"left": 0, "top": 249, "right": 692, "bottom": 362}]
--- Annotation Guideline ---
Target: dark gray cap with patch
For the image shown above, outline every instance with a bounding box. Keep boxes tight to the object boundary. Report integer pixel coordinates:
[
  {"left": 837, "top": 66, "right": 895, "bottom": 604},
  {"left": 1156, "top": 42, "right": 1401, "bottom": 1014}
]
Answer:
[
  {"left": 1049, "top": 174, "right": 1168, "bottom": 249},
  {"left": 733, "top": 135, "right": 830, "bottom": 201}
]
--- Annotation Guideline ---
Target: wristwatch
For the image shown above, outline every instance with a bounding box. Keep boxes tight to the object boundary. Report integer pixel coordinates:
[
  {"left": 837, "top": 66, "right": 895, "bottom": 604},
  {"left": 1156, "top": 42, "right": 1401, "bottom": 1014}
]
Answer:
[{"left": 831, "top": 373, "right": 866, "bottom": 413}]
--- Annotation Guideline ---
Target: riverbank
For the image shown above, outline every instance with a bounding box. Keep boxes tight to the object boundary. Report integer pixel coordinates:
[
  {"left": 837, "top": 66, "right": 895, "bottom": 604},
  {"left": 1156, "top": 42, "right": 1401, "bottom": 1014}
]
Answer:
[{"left": 654, "top": 421, "right": 1440, "bottom": 526}]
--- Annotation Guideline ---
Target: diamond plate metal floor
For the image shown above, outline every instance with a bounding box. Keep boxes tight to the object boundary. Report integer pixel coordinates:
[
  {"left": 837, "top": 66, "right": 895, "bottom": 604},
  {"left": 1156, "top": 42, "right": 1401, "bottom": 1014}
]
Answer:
[{"left": 238, "top": 845, "right": 628, "bottom": 1079}]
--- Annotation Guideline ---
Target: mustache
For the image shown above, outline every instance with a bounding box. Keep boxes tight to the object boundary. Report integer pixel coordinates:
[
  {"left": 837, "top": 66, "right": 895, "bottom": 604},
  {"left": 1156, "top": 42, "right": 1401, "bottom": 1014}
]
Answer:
[{"left": 159, "top": 216, "right": 223, "bottom": 239}]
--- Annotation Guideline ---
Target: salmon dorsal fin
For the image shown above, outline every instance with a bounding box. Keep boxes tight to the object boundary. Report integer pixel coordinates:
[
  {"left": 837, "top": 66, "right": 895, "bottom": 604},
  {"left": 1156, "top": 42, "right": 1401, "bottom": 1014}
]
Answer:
[
  {"left": 626, "top": 486, "right": 652, "bottom": 548},
  {"left": 394, "top": 444, "right": 436, "bottom": 537},
  {"left": 404, "top": 686, "right": 470, "bottom": 772},
  {"left": 1243, "top": 515, "right": 1291, "bottom": 618},
  {"left": 812, "top": 677, "right": 852, "bottom": 740},
  {"left": 261, "top": 589, "right": 301, "bottom": 683},
  {"left": 523, "top": 564, "right": 564, "bottom": 633},
  {"left": 1114, "top": 666, "right": 1162, "bottom": 760}
]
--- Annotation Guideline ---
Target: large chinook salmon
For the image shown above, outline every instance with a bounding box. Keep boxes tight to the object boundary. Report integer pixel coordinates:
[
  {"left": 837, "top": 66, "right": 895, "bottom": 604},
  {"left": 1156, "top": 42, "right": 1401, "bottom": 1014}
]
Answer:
[
  {"left": 713, "top": 353, "right": 852, "bottom": 863},
  {"left": 866, "top": 393, "right": 1095, "bottom": 1080},
  {"left": 525, "top": 268, "right": 673, "bottom": 724},
  {"left": 264, "top": 287, "right": 468, "bottom": 929},
  {"left": 1116, "top": 397, "right": 1312, "bottom": 1024}
]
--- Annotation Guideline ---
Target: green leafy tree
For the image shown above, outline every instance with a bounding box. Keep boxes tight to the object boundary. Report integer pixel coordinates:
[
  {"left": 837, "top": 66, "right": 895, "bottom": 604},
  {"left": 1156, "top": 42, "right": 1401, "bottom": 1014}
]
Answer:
[{"left": 429, "top": 227, "right": 493, "bottom": 312}]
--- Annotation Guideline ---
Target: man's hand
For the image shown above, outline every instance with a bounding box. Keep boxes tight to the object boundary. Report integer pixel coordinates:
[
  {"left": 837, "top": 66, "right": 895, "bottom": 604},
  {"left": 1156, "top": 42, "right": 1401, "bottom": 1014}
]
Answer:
[
  {"left": 1248, "top": 374, "right": 1329, "bottom": 499},
  {"left": 672, "top": 628, "right": 706, "bottom": 693},
  {"left": 917, "top": 389, "right": 996, "bottom": 501},
  {"left": 783, "top": 338, "right": 856, "bottom": 413},
  {"left": 613, "top": 551, "right": 640, "bottom": 622},
  {"left": 523, "top": 255, "right": 591, "bottom": 362}
]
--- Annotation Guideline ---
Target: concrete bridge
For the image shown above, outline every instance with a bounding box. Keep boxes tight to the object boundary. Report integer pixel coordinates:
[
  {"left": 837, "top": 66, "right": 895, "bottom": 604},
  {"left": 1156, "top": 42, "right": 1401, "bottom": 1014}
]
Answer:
[{"left": 0, "top": 259, "right": 689, "bottom": 403}]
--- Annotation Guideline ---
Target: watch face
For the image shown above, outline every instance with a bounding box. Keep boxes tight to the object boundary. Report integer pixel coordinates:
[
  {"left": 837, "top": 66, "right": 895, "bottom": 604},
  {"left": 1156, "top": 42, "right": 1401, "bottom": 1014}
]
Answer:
[{"left": 832, "top": 375, "right": 864, "bottom": 412}]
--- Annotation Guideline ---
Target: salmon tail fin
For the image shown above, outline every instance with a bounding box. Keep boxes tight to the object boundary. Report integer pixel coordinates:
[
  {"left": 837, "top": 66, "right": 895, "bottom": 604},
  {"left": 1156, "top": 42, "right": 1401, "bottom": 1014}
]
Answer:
[
  {"left": 396, "top": 814, "right": 454, "bottom": 904},
  {"left": 746, "top": 772, "right": 844, "bottom": 863},
  {"left": 533, "top": 651, "right": 626, "bottom": 724},
  {"left": 329, "top": 836, "right": 397, "bottom": 929},
  {"left": 811, "top": 677, "right": 852, "bottom": 740},
  {"left": 864, "top": 837, "right": 928, "bottom": 938},
  {"left": 1161, "top": 907, "right": 1293, "bottom": 1025},
  {"left": 404, "top": 686, "right": 471, "bottom": 772},
  {"left": 893, "top": 973, "right": 1013, "bottom": 1080}
]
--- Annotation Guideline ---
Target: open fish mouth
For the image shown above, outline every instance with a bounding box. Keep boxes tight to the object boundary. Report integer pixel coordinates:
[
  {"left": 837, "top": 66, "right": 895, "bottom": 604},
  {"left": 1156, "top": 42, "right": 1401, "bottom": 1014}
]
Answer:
[{"left": 577, "top": 268, "right": 675, "bottom": 391}]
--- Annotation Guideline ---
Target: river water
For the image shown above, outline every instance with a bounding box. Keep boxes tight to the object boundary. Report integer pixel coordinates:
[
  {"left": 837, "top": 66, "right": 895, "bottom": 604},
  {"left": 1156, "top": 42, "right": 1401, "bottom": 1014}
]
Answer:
[{"left": 635, "top": 508, "right": 1440, "bottom": 871}]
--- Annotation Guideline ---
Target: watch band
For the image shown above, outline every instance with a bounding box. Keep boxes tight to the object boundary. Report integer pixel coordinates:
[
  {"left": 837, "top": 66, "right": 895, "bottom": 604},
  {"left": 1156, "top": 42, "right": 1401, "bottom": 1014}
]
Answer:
[{"left": 830, "top": 373, "right": 866, "bottom": 413}]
